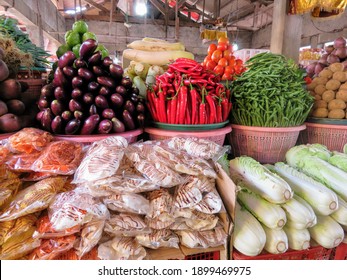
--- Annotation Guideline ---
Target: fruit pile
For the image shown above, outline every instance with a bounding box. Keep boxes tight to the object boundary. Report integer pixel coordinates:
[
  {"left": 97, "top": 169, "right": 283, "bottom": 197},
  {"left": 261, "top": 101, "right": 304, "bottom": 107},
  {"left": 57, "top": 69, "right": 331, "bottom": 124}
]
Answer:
[
  {"left": 0, "top": 48, "right": 38, "bottom": 133},
  {"left": 37, "top": 39, "right": 145, "bottom": 135},
  {"left": 56, "top": 20, "right": 109, "bottom": 59},
  {"left": 201, "top": 37, "right": 246, "bottom": 81}
]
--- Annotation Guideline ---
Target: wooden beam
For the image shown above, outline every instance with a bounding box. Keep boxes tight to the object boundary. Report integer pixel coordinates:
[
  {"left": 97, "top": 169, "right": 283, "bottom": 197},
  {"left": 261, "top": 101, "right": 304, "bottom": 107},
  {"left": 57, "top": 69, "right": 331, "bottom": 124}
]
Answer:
[
  {"left": 148, "top": 0, "right": 166, "bottom": 16},
  {"left": 177, "top": 0, "right": 187, "bottom": 8},
  {"left": 83, "top": 0, "right": 109, "bottom": 13}
]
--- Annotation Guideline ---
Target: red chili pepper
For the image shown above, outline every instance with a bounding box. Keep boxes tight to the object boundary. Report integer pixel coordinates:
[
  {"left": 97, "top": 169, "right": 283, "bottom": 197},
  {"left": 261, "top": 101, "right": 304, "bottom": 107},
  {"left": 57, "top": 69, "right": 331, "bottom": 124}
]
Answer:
[
  {"left": 158, "top": 89, "right": 167, "bottom": 123},
  {"left": 206, "top": 94, "right": 216, "bottom": 124},
  {"left": 170, "top": 97, "right": 178, "bottom": 124},
  {"left": 216, "top": 100, "right": 223, "bottom": 123},
  {"left": 167, "top": 99, "right": 172, "bottom": 123},
  {"left": 168, "top": 64, "right": 191, "bottom": 74},
  {"left": 147, "top": 90, "right": 159, "bottom": 122},
  {"left": 174, "top": 58, "right": 198, "bottom": 65},
  {"left": 221, "top": 98, "right": 230, "bottom": 122},
  {"left": 199, "top": 90, "right": 206, "bottom": 125},
  {"left": 178, "top": 85, "right": 188, "bottom": 124},
  {"left": 189, "top": 84, "right": 198, "bottom": 125}
]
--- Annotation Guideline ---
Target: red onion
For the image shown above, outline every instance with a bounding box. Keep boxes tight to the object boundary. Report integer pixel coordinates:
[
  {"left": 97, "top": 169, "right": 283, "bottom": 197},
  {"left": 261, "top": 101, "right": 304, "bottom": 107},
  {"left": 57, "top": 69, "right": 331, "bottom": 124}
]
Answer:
[
  {"left": 333, "top": 37, "right": 346, "bottom": 49},
  {"left": 318, "top": 53, "right": 329, "bottom": 65},
  {"left": 306, "top": 62, "right": 317, "bottom": 75},
  {"left": 334, "top": 47, "right": 347, "bottom": 59},
  {"left": 325, "top": 45, "right": 335, "bottom": 54},
  {"left": 327, "top": 53, "right": 340, "bottom": 64},
  {"left": 314, "top": 63, "right": 325, "bottom": 75}
]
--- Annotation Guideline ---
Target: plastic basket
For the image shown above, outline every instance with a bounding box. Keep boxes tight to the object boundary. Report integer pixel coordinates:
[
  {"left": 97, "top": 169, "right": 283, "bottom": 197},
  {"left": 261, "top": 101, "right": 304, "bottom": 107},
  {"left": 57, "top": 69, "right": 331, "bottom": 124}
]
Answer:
[
  {"left": 330, "top": 242, "right": 347, "bottom": 260},
  {"left": 232, "top": 246, "right": 332, "bottom": 260},
  {"left": 185, "top": 251, "right": 220, "bottom": 260},
  {"left": 17, "top": 69, "right": 47, "bottom": 102},
  {"left": 228, "top": 124, "right": 306, "bottom": 164},
  {"left": 53, "top": 128, "right": 143, "bottom": 145},
  {"left": 145, "top": 125, "right": 232, "bottom": 146},
  {"left": 298, "top": 122, "right": 347, "bottom": 152}
]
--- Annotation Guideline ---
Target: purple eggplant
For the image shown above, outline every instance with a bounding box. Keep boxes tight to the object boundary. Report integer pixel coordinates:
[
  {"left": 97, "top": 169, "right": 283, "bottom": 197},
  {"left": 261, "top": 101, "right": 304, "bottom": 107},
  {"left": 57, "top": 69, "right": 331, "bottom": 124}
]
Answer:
[
  {"left": 72, "top": 76, "right": 84, "bottom": 88},
  {"left": 40, "top": 83, "right": 54, "bottom": 98},
  {"left": 102, "top": 56, "right": 113, "bottom": 68},
  {"left": 99, "top": 86, "right": 110, "bottom": 96},
  {"left": 115, "top": 85, "right": 127, "bottom": 96},
  {"left": 74, "top": 58, "right": 87, "bottom": 69},
  {"left": 89, "top": 104, "right": 98, "bottom": 115},
  {"left": 62, "top": 66, "right": 76, "bottom": 78},
  {"left": 53, "top": 67, "right": 68, "bottom": 88},
  {"left": 136, "top": 102, "right": 145, "bottom": 113},
  {"left": 88, "top": 51, "right": 102, "bottom": 66},
  {"left": 83, "top": 93, "right": 94, "bottom": 105},
  {"left": 51, "top": 99, "right": 64, "bottom": 116},
  {"left": 58, "top": 51, "right": 76, "bottom": 69},
  {"left": 74, "top": 110, "right": 84, "bottom": 120},
  {"left": 120, "top": 77, "right": 132, "bottom": 89},
  {"left": 92, "top": 65, "right": 105, "bottom": 76},
  {"left": 38, "top": 98, "right": 49, "bottom": 110},
  {"left": 54, "top": 86, "right": 67, "bottom": 101},
  {"left": 111, "top": 117, "right": 125, "bottom": 133},
  {"left": 124, "top": 100, "right": 135, "bottom": 114},
  {"left": 88, "top": 81, "right": 100, "bottom": 92},
  {"left": 110, "top": 93, "right": 123, "bottom": 108},
  {"left": 78, "top": 67, "right": 94, "bottom": 81},
  {"left": 137, "top": 113, "right": 145, "bottom": 128},
  {"left": 71, "top": 88, "right": 83, "bottom": 100},
  {"left": 130, "top": 93, "right": 139, "bottom": 103},
  {"left": 36, "top": 111, "right": 44, "bottom": 122},
  {"left": 65, "top": 118, "right": 81, "bottom": 135},
  {"left": 41, "top": 108, "right": 53, "bottom": 132},
  {"left": 97, "top": 119, "right": 112, "bottom": 134},
  {"left": 80, "top": 114, "right": 100, "bottom": 135},
  {"left": 79, "top": 39, "right": 98, "bottom": 60},
  {"left": 109, "top": 63, "right": 123, "bottom": 80},
  {"left": 102, "top": 108, "right": 115, "bottom": 119},
  {"left": 61, "top": 110, "right": 73, "bottom": 121},
  {"left": 132, "top": 87, "right": 139, "bottom": 96},
  {"left": 51, "top": 116, "right": 63, "bottom": 134},
  {"left": 69, "top": 99, "right": 83, "bottom": 112},
  {"left": 97, "top": 76, "right": 116, "bottom": 89},
  {"left": 95, "top": 95, "right": 109, "bottom": 109},
  {"left": 122, "top": 109, "right": 135, "bottom": 130}
]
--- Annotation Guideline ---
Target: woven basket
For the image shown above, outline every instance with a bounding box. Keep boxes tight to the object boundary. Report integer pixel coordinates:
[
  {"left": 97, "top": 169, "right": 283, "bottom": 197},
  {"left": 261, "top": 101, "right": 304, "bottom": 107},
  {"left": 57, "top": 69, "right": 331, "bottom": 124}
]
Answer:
[
  {"left": 16, "top": 68, "right": 47, "bottom": 102},
  {"left": 298, "top": 122, "right": 347, "bottom": 152},
  {"left": 228, "top": 124, "right": 306, "bottom": 164}
]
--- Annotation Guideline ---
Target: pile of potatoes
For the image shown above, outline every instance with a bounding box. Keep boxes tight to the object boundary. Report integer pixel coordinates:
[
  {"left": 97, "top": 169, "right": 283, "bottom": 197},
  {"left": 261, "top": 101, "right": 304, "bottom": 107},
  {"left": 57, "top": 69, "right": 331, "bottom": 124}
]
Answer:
[
  {"left": 0, "top": 48, "right": 39, "bottom": 133},
  {"left": 308, "top": 62, "right": 347, "bottom": 119}
]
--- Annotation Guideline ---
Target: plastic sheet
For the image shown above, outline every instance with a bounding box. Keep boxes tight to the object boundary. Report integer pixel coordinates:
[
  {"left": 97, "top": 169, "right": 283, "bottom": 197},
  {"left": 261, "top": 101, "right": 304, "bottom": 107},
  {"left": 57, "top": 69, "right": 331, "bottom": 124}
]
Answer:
[{"left": 0, "top": 176, "right": 67, "bottom": 222}]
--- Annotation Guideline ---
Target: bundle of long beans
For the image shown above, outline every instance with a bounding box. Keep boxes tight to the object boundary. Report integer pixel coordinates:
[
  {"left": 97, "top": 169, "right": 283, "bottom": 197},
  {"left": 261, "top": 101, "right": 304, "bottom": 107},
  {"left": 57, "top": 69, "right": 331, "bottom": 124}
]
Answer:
[{"left": 231, "top": 52, "right": 314, "bottom": 127}]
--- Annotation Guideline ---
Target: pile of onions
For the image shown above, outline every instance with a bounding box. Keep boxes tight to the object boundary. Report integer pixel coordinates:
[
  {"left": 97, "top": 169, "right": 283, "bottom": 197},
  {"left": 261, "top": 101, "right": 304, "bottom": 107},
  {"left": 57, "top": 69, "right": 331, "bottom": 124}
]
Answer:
[{"left": 305, "top": 36, "right": 347, "bottom": 77}]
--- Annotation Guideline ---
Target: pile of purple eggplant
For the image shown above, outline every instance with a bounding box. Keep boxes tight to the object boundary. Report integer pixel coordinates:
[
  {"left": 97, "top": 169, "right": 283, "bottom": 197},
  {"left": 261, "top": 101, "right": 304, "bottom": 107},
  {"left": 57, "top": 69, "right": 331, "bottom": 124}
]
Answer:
[{"left": 37, "top": 39, "right": 145, "bottom": 135}]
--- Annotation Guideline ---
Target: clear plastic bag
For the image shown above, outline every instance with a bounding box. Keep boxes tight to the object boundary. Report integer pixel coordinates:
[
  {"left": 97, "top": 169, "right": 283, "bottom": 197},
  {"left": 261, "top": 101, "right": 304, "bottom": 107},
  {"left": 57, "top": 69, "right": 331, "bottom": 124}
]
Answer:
[
  {"left": 5, "top": 152, "right": 41, "bottom": 172},
  {"left": 53, "top": 246, "right": 99, "bottom": 260},
  {"left": 74, "top": 219, "right": 105, "bottom": 259},
  {"left": 0, "top": 214, "right": 38, "bottom": 246},
  {"left": 136, "top": 229, "right": 179, "bottom": 249},
  {"left": 103, "top": 193, "right": 150, "bottom": 214},
  {"left": 7, "top": 128, "right": 53, "bottom": 154},
  {"left": 0, "top": 164, "right": 18, "bottom": 181},
  {"left": 33, "top": 215, "right": 81, "bottom": 239},
  {"left": 48, "top": 190, "right": 109, "bottom": 231},
  {"left": 0, "top": 177, "right": 22, "bottom": 208},
  {"left": 173, "top": 176, "right": 203, "bottom": 209},
  {"left": 31, "top": 141, "right": 84, "bottom": 175},
  {"left": 0, "top": 226, "right": 41, "bottom": 259},
  {"left": 0, "top": 176, "right": 67, "bottom": 222},
  {"left": 72, "top": 136, "right": 127, "bottom": 185},
  {"left": 98, "top": 237, "right": 146, "bottom": 260},
  {"left": 0, "top": 145, "right": 10, "bottom": 164},
  {"left": 193, "top": 190, "right": 223, "bottom": 214},
  {"left": 104, "top": 213, "right": 151, "bottom": 237}
]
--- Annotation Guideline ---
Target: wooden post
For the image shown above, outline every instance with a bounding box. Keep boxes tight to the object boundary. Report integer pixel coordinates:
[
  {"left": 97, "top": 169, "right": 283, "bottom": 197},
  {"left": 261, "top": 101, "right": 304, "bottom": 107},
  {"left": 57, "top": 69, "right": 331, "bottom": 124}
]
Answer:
[
  {"left": 270, "top": 0, "right": 287, "bottom": 54},
  {"left": 175, "top": 1, "right": 179, "bottom": 41}
]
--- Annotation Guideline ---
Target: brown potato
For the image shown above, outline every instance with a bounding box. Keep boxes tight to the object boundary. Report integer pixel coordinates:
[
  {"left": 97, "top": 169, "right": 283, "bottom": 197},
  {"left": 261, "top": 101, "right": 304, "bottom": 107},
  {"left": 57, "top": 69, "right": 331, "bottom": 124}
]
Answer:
[
  {"left": 332, "top": 71, "right": 347, "bottom": 83},
  {"left": 336, "top": 90, "right": 347, "bottom": 102},
  {"left": 314, "top": 84, "right": 326, "bottom": 95},
  {"left": 313, "top": 100, "right": 328, "bottom": 109},
  {"left": 318, "top": 68, "right": 333, "bottom": 79},
  {"left": 328, "top": 109, "right": 345, "bottom": 119},
  {"left": 0, "top": 79, "right": 21, "bottom": 100},
  {"left": 311, "top": 108, "right": 328, "bottom": 118},
  {"left": 322, "top": 90, "right": 335, "bottom": 102},
  {"left": 326, "top": 79, "right": 341, "bottom": 91},
  {"left": 328, "top": 98, "right": 346, "bottom": 110},
  {"left": 6, "top": 99, "right": 26, "bottom": 115}
]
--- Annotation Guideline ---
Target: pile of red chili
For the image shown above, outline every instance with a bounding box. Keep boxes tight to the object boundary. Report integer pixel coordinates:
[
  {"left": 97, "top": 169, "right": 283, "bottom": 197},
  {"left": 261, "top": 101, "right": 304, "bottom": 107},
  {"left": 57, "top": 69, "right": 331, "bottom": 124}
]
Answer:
[{"left": 146, "top": 58, "right": 232, "bottom": 125}]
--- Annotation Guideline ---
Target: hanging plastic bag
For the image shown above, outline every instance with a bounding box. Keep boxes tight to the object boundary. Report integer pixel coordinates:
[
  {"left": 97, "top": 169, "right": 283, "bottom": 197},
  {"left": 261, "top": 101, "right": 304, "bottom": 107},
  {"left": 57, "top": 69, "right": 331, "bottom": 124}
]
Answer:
[{"left": 0, "top": 176, "right": 67, "bottom": 222}]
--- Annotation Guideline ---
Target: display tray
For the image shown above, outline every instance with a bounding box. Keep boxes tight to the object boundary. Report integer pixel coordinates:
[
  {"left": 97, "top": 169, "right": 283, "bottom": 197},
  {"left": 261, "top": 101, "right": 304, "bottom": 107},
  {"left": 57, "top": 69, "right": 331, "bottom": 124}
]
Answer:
[
  {"left": 306, "top": 117, "right": 347, "bottom": 125},
  {"left": 152, "top": 121, "right": 229, "bottom": 131}
]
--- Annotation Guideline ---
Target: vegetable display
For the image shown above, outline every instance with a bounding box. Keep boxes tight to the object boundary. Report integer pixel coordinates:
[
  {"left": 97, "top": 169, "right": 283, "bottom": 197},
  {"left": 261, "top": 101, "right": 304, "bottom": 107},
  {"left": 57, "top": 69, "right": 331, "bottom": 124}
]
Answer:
[
  {"left": 146, "top": 58, "right": 232, "bottom": 124},
  {"left": 37, "top": 39, "right": 145, "bottom": 135},
  {"left": 231, "top": 52, "right": 314, "bottom": 127}
]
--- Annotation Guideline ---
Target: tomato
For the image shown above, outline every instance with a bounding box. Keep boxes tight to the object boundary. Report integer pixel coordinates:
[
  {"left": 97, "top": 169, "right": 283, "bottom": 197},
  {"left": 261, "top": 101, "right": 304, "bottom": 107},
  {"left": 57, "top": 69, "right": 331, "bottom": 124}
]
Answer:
[
  {"left": 206, "top": 60, "right": 217, "bottom": 71},
  {"left": 224, "top": 66, "right": 235, "bottom": 75},
  {"left": 235, "top": 59, "right": 243, "bottom": 66},
  {"left": 213, "top": 65, "right": 224, "bottom": 76},
  {"left": 234, "top": 65, "right": 244, "bottom": 75},
  {"left": 222, "top": 72, "right": 233, "bottom": 81},
  {"left": 229, "top": 57, "right": 236, "bottom": 67},
  {"left": 218, "top": 37, "right": 230, "bottom": 46},
  {"left": 223, "top": 50, "right": 233, "bottom": 60},
  {"left": 208, "top": 43, "right": 217, "bottom": 56},
  {"left": 203, "top": 55, "right": 212, "bottom": 65},
  {"left": 218, "top": 57, "right": 229, "bottom": 67},
  {"left": 211, "top": 50, "right": 222, "bottom": 63},
  {"left": 217, "top": 42, "right": 228, "bottom": 52}
]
